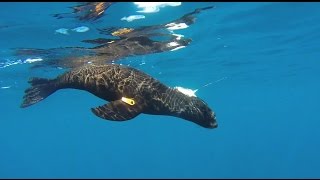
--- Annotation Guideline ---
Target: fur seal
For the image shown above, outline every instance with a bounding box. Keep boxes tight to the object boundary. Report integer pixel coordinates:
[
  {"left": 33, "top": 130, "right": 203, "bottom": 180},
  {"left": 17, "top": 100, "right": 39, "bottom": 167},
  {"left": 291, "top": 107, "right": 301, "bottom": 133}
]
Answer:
[{"left": 21, "top": 64, "right": 217, "bottom": 129}]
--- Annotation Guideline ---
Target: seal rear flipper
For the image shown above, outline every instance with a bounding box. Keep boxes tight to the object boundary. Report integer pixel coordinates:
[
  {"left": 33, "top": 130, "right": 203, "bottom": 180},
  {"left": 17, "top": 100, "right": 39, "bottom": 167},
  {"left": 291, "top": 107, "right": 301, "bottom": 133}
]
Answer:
[
  {"left": 91, "top": 100, "right": 143, "bottom": 121},
  {"left": 21, "top": 77, "right": 57, "bottom": 108}
]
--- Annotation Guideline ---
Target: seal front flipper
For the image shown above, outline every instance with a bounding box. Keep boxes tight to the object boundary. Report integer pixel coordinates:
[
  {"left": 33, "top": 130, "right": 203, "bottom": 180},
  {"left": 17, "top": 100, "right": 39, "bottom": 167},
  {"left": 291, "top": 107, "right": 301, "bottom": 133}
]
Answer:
[{"left": 91, "top": 99, "right": 143, "bottom": 121}]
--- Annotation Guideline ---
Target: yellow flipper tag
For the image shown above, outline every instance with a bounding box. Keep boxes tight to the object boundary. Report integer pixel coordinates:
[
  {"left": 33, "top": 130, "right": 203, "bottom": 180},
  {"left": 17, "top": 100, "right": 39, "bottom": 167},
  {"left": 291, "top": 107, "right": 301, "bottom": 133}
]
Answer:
[{"left": 121, "top": 97, "right": 135, "bottom": 106}]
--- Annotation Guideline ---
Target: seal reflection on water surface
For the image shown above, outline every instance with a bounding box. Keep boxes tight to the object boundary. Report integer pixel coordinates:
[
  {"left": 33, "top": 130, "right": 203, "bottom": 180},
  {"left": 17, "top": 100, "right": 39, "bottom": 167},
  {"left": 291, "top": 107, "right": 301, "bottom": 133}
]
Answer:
[{"left": 21, "top": 64, "right": 217, "bottom": 129}]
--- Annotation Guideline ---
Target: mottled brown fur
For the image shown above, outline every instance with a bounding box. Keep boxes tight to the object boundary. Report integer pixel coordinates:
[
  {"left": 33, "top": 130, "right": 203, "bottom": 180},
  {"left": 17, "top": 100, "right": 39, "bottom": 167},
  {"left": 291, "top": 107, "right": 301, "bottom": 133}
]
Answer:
[{"left": 21, "top": 64, "right": 217, "bottom": 128}]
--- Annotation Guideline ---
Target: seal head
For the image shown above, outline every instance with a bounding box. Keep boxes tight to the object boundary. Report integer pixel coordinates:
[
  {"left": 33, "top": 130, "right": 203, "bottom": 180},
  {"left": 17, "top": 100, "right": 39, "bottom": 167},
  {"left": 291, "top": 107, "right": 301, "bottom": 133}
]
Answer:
[{"left": 178, "top": 97, "right": 217, "bottom": 129}]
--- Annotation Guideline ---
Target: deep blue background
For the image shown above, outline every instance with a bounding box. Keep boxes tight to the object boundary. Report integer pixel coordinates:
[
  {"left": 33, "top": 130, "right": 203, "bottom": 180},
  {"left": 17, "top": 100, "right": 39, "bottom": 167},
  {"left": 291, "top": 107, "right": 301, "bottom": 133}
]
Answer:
[{"left": 0, "top": 2, "right": 320, "bottom": 178}]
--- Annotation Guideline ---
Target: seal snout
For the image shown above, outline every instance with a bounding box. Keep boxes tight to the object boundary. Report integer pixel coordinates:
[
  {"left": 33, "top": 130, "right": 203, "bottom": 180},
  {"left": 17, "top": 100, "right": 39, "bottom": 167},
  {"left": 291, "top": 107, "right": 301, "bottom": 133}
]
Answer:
[
  {"left": 209, "top": 112, "right": 218, "bottom": 128},
  {"left": 210, "top": 121, "right": 218, "bottom": 128}
]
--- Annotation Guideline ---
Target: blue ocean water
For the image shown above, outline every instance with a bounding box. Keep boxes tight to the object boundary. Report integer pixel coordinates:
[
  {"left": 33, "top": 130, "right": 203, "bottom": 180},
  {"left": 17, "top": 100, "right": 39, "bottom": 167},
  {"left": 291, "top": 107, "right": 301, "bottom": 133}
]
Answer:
[{"left": 0, "top": 2, "right": 320, "bottom": 178}]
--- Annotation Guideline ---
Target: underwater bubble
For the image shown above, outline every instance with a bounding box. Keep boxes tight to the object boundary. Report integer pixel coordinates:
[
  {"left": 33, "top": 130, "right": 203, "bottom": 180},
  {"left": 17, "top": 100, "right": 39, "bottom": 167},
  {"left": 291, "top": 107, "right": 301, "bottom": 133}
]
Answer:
[
  {"left": 71, "top": 26, "right": 90, "bottom": 33},
  {"left": 165, "top": 22, "right": 189, "bottom": 31},
  {"left": 172, "top": 33, "right": 184, "bottom": 40},
  {"left": 121, "top": 15, "right": 145, "bottom": 22},
  {"left": 55, "top": 28, "right": 69, "bottom": 35},
  {"left": 1, "top": 86, "right": 11, "bottom": 89},
  {"left": 24, "top": 58, "right": 43, "bottom": 63},
  {"left": 167, "top": 41, "right": 180, "bottom": 47},
  {"left": 134, "top": 2, "right": 181, "bottom": 13},
  {"left": 170, "top": 46, "right": 186, "bottom": 51}
]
